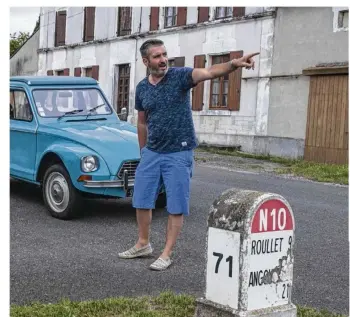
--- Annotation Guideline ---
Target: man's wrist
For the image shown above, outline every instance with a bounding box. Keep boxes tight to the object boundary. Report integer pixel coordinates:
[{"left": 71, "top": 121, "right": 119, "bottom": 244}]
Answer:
[{"left": 230, "top": 59, "right": 239, "bottom": 71}]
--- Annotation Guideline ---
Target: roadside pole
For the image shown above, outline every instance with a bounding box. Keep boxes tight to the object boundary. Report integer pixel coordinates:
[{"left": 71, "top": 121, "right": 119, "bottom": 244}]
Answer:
[{"left": 194, "top": 188, "right": 296, "bottom": 317}]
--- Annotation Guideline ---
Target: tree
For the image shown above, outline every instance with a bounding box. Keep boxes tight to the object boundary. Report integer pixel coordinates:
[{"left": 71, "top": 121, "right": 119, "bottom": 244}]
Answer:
[
  {"left": 10, "top": 13, "right": 40, "bottom": 58},
  {"left": 10, "top": 31, "right": 30, "bottom": 58}
]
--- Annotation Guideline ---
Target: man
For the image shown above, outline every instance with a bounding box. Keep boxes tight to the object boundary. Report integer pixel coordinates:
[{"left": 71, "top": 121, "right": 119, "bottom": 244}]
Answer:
[{"left": 119, "top": 39, "right": 259, "bottom": 270}]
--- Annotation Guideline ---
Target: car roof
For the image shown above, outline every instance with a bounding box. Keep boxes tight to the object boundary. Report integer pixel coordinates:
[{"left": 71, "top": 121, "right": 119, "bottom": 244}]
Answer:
[{"left": 10, "top": 76, "right": 98, "bottom": 86}]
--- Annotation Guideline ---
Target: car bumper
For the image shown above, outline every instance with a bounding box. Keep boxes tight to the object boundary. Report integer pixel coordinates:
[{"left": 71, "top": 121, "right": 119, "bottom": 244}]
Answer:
[{"left": 83, "top": 170, "right": 134, "bottom": 191}]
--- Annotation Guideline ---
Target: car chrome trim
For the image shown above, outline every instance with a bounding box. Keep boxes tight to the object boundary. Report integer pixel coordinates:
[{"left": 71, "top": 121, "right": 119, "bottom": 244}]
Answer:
[
  {"left": 83, "top": 170, "right": 134, "bottom": 189},
  {"left": 83, "top": 179, "right": 135, "bottom": 188}
]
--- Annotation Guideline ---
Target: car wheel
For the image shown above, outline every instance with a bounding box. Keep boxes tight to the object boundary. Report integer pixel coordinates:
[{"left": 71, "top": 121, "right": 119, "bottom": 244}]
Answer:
[
  {"left": 155, "top": 192, "right": 167, "bottom": 209},
  {"left": 42, "top": 164, "right": 82, "bottom": 220}
]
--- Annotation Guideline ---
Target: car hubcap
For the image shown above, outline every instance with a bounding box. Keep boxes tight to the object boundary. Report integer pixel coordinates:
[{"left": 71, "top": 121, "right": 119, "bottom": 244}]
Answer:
[{"left": 45, "top": 172, "right": 69, "bottom": 213}]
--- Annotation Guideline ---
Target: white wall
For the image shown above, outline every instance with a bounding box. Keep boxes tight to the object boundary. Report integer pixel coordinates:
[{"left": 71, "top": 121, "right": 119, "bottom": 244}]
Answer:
[
  {"left": 39, "top": 7, "right": 56, "bottom": 49},
  {"left": 10, "top": 30, "right": 40, "bottom": 76},
  {"left": 269, "top": 7, "right": 349, "bottom": 139},
  {"left": 39, "top": 7, "right": 269, "bottom": 48},
  {"left": 38, "top": 6, "right": 276, "bottom": 152}
]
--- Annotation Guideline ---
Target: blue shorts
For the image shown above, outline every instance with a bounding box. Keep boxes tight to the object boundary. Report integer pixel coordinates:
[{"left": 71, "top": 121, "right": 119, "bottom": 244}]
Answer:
[{"left": 132, "top": 147, "right": 194, "bottom": 215}]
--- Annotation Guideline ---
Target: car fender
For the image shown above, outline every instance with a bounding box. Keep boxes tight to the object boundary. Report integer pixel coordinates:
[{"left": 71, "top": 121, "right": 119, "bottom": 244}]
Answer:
[{"left": 36, "top": 142, "right": 111, "bottom": 186}]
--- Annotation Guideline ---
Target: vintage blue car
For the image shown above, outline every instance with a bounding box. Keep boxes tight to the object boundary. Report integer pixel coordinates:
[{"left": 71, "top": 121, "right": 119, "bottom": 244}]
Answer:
[{"left": 10, "top": 76, "right": 165, "bottom": 219}]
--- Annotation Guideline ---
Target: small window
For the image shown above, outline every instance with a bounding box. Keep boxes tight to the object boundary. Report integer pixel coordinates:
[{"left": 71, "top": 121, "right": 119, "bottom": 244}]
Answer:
[
  {"left": 84, "top": 67, "right": 93, "bottom": 77},
  {"left": 210, "top": 54, "right": 230, "bottom": 108},
  {"left": 338, "top": 10, "right": 349, "bottom": 28},
  {"left": 333, "top": 7, "right": 349, "bottom": 32},
  {"left": 164, "top": 7, "right": 177, "bottom": 27},
  {"left": 168, "top": 59, "right": 175, "bottom": 67},
  {"left": 83, "top": 65, "right": 99, "bottom": 80},
  {"left": 215, "top": 7, "right": 233, "bottom": 19},
  {"left": 10, "top": 90, "right": 33, "bottom": 121}
]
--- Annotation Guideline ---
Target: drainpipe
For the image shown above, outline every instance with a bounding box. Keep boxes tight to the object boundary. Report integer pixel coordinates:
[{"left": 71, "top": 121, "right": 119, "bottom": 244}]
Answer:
[{"left": 130, "top": 7, "right": 142, "bottom": 125}]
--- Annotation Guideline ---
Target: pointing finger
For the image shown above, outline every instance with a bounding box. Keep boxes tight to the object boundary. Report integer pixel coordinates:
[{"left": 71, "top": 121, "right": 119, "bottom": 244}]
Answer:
[{"left": 245, "top": 52, "right": 260, "bottom": 59}]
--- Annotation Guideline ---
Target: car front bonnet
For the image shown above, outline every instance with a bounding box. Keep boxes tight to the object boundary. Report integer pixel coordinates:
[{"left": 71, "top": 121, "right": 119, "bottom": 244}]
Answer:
[{"left": 39, "top": 120, "right": 140, "bottom": 175}]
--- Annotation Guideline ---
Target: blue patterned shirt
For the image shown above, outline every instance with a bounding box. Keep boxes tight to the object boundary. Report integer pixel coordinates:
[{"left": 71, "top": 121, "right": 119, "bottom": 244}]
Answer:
[{"left": 135, "top": 67, "right": 198, "bottom": 153}]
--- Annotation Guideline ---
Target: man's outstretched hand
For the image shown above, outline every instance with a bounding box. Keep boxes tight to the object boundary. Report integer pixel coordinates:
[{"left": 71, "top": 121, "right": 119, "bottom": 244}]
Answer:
[{"left": 232, "top": 52, "right": 260, "bottom": 70}]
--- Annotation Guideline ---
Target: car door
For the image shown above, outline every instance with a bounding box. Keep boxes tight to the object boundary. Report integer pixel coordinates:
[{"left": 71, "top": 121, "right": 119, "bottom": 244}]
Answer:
[{"left": 10, "top": 87, "right": 38, "bottom": 181}]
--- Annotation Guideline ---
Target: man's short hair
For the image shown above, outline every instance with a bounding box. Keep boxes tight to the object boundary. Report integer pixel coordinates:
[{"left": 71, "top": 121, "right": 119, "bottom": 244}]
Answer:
[{"left": 140, "top": 39, "right": 164, "bottom": 58}]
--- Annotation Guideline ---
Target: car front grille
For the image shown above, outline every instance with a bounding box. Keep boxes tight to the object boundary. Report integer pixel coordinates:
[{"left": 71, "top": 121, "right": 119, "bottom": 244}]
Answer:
[{"left": 117, "top": 160, "right": 139, "bottom": 179}]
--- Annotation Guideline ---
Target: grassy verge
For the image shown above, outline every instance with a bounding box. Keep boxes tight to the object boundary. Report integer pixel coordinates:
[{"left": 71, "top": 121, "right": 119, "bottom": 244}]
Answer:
[
  {"left": 10, "top": 291, "right": 347, "bottom": 317},
  {"left": 195, "top": 147, "right": 348, "bottom": 185}
]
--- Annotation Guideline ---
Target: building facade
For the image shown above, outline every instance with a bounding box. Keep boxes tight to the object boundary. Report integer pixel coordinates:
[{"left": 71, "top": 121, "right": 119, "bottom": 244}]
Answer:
[
  {"left": 37, "top": 6, "right": 349, "bottom": 162},
  {"left": 10, "top": 30, "right": 40, "bottom": 76},
  {"left": 265, "top": 7, "right": 348, "bottom": 161}
]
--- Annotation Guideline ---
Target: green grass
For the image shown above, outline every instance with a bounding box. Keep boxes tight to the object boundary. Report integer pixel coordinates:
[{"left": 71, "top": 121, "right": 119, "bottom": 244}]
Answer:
[
  {"left": 195, "top": 147, "right": 348, "bottom": 185},
  {"left": 9, "top": 291, "right": 347, "bottom": 317},
  {"left": 10, "top": 291, "right": 195, "bottom": 317},
  {"left": 297, "top": 306, "right": 347, "bottom": 317}
]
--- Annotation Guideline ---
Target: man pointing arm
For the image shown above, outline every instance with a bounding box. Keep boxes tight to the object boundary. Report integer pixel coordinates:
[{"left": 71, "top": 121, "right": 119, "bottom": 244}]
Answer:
[
  {"left": 119, "top": 39, "right": 259, "bottom": 271},
  {"left": 192, "top": 52, "right": 259, "bottom": 84}
]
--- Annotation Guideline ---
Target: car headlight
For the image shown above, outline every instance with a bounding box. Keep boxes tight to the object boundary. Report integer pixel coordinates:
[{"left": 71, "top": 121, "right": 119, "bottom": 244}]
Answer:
[{"left": 81, "top": 155, "right": 99, "bottom": 172}]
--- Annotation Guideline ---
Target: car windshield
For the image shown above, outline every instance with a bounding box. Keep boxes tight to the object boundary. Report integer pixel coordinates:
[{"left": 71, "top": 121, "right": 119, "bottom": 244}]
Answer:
[{"left": 32, "top": 88, "right": 113, "bottom": 118}]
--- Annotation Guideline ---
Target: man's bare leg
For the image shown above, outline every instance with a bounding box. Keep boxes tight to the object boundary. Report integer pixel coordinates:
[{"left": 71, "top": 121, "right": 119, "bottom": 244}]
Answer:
[
  {"left": 135, "top": 208, "right": 152, "bottom": 248},
  {"left": 160, "top": 214, "right": 183, "bottom": 259},
  {"left": 118, "top": 208, "right": 153, "bottom": 259}
]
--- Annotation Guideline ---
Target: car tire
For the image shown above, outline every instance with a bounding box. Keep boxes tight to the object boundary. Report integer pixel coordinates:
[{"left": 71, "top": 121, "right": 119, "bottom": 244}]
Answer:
[
  {"left": 155, "top": 192, "right": 167, "bottom": 209},
  {"left": 42, "top": 164, "right": 82, "bottom": 220}
]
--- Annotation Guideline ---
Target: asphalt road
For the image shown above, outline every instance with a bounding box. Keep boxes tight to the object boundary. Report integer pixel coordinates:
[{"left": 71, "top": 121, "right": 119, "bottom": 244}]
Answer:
[{"left": 10, "top": 164, "right": 348, "bottom": 314}]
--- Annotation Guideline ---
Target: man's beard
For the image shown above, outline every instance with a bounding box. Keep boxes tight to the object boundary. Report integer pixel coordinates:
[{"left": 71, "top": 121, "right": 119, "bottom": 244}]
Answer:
[{"left": 148, "top": 63, "right": 168, "bottom": 77}]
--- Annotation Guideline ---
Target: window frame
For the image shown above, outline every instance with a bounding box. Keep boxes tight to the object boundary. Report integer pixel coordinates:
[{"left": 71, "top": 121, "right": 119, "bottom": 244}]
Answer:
[
  {"left": 209, "top": 54, "right": 231, "bottom": 110},
  {"left": 84, "top": 67, "right": 93, "bottom": 78},
  {"left": 214, "top": 7, "right": 233, "bottom": 20},
  {"left": 10, "top": 88, "right": 34, "bottom": 122},
  {"left": 333, "top": 7, "right": 349, "bottom": 32},
  {"left": 116, "top": 64, "right": 131, "bottom": 115},
  {"left": 164, "top": 7, "right": 177, "bottom": 28}
]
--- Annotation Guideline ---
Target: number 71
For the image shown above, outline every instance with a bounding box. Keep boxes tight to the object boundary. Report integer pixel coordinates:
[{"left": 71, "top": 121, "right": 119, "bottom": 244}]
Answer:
[{"left": 213, "top": 252, "right": 233, "bottom": 278}]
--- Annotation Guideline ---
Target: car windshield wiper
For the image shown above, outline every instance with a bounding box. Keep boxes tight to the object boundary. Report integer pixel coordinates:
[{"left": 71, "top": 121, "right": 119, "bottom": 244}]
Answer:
[
  {"left": 85, "top": 104, "right": 105, "bottom": 119},
  {"left": 58, "top": 109, "right": 84, "bottom": 120}
]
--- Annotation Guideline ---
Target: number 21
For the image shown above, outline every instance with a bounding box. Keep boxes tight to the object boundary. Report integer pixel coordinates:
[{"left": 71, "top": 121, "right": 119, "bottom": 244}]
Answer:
[{"left": 282, "top": 283, "right": 291, "bottom": 299}]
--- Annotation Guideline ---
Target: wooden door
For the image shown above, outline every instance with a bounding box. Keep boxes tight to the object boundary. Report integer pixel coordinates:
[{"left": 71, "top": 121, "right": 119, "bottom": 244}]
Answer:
[{"left": 304, "top": 73, "right": 348, "bottom": 164}]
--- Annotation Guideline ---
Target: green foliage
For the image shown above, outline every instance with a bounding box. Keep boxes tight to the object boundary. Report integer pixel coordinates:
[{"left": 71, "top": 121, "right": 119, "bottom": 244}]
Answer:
[
  {"left": 10, "top": 31, "right": 30, "bottom": 57},
  {"left": 10, "top": 13, "right": 39, "bottom": 58}
]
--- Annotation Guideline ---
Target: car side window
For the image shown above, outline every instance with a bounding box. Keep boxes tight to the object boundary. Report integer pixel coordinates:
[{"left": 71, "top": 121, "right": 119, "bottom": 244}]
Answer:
[{"left": 10, "top": 90, "right": 33, "bottom": 121}]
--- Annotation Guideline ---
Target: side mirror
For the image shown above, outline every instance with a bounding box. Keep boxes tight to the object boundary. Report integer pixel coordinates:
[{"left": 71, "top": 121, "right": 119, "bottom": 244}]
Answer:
[{"left": 118, "top": 107, "right": 128, "bottom": 121}]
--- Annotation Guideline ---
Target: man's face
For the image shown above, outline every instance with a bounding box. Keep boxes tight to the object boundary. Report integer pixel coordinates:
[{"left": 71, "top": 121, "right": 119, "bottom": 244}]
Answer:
[{"left": 143, "top": 45, "right": 168, "bottom": 77}]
